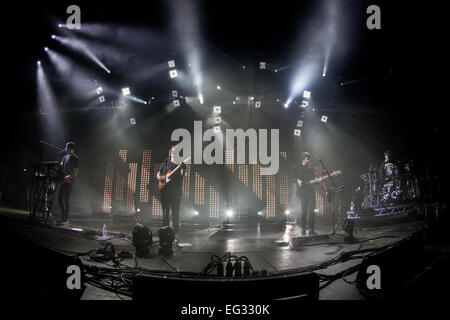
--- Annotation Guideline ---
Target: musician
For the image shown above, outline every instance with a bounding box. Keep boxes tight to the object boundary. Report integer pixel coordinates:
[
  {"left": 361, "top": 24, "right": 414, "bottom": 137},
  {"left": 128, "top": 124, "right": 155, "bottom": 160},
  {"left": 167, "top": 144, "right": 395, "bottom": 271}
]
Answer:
[
  {"left": 379, "top": 150, "right": 397, "bottom": 180},
  {"left": 58, "top": 142, "right": 79, "bottom": 225},
  {"left": 157, "top": 146, "right": 185, "bottom": 234},
  {"left": 295, "top": 152, "right": 318, "bottom": 236}
]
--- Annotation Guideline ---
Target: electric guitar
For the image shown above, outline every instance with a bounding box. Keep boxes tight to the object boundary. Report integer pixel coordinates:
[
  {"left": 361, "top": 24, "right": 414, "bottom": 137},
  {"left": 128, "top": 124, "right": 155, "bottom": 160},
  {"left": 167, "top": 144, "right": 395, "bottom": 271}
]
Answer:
[
  {"left": 298, "top": 170, "right": 342, "bottom": 189},
  {"left": 157, "top": 156, "right": 191, "bottom": 191}
]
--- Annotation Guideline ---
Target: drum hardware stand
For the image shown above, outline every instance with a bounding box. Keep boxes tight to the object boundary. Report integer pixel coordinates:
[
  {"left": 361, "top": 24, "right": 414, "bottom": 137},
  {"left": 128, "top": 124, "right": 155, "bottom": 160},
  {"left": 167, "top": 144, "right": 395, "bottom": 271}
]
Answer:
[{"left": 314, "top": 154, "right": 344, "bottom": 235}]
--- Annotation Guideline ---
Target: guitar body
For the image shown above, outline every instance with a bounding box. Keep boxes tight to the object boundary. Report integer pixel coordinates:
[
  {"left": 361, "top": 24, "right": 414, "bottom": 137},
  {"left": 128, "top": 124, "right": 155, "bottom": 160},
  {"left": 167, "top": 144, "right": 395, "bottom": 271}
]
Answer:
[{"left": 157, "top": 169, "right": 172, "bottom": 191}]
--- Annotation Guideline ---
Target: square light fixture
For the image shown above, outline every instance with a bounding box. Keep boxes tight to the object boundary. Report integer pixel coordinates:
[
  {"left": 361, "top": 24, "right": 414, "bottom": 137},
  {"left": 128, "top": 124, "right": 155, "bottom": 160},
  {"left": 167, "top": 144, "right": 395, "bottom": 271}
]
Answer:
[
  {"left": 173, "top": 100, "right": 180, "bottom": 107},
  {"left": 255, "top": 101, "right": 261, "bottom": 108},
  {"left": 213, "top": 106, "right": 221, "bottom": 114},
  {"left": 130, "top": 118, "right": 136, "bottom": 125},
  {"left": 303, "top": 90, "right": 311, "bottom": 99},
  {"left": 321, "top": 115, "right": 328, "bottom": 123},
  {"left": 214, "top": 116, "right": 221, "bottom": 124},
  {"left": 213, "top": 126, "right": 221, "bottom": 133},
  {"left": 96, "top": 87, "right": 103, "bottom": 95},
  {"left": 260, "top": 62, "right": 266, "bottom": 69},
  {"left": 169, "top": 69, "right": 178, "bottom": 78},
  {"left": 122, "top": 87, "right": 131, "bottom": 96},
  {"left": 297, "top": 120, "right": 303, "bottom": 127},
  {"left": 293, "top": 129, "right": 301, "bottom": 136},
  {"left": 168, "top": 60, "right": 176, "bottom": 68},
  {"left": 172, "top": 90, "right": 178, "bottom": 97},
  {"left": 301, "top": 100, "right": 309, "bottom": 108},
  {"left": 99, "top": 96, "right": 105, "bottom": 103}
]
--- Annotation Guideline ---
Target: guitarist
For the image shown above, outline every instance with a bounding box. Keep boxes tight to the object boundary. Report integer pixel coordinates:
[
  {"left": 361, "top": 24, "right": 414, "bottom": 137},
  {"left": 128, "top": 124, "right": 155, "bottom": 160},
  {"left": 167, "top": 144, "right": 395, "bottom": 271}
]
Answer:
[
  {"left": 157, "top": 146, "right": 186, "bottom": 234},
  {"left": 58, "top": 142, "right": 79, "bottom": 225},
  {"left": 295, "top": 152, "right": 318, "bottom": 236}
]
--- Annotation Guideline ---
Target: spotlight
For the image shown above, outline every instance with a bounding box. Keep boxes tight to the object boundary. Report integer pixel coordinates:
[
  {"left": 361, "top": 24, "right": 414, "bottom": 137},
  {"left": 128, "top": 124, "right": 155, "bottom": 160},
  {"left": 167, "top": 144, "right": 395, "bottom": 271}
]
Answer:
[
  {"left": 169, "top": 69, "right": 178, "bottom": 78},
  {"left": 217, "top": 85, "right": 221, "bottom": 90},
  {"left": 257, "top": 211, "right": 263, "bottom": 216},
  {"left": 122, "top": 87, "right": 131, "bottom": 96},
  {"left": 99, "top": 96, "right": 105, "bottom": 103},
  {"left": 301, "top": 100, "right": 309, "bottom": 108},
  {"left": 232, "top": 101, "right": 236, "bottom": 105},
  {"left": 173, "top": 100, "right": 180, "bottom": 107},
  {"left": 96, "top": 87, "right": 103, "bottom": 95},
  {"left": 255, "top": 101, "right": 261, "bottom": 108},
  {"left": 259, "top": 62, "right": 266, "bottom": 69},
  {"left": 172, "top": 90, "right": 178, "bottom": 97},
  {"left": 297, "top": 120, "right": 303, "bottom": 127},
  {"left": 51, "top": 35, "right": 56, "bottom": 39},
  {"left": 44, "top": 47, "right": 49, "bottom": 52},
  {"left": 193, "top": 211, "right": 199, "bottom": 216},
  {"left": 130, "top": 118, "right": 136, "bottom": 125},
  {"left": 284, "top": 103, "right": 289, "bottom": 108},
  {"left": 242, "top": 66, "right": 246, "bottom": 69},
  {"left": 214, "top": 116, "right": 221, "bottom": 124},
  {"left": 137, "top": 208, "right": 141, "bottom": 212},
  {"left": 274, "top": 69, "right": 278, "bottom": 73},
  {"left": 293, "top": 129, "right": 301, "bottom": 137},
  {"left": 198, "top": 94, "right": 204, "bottom": 104},
  {"left": 213, "top": 106, "right": 221, "bottom": 114},
  {"left": 213, "top": 126, "right": 221, "bottom": 133},
  {"left": 321, "top": 115, "right": 328, "bottom": 123},
  {"left": 37, "top": 60, "right": 41, "bottom": 66},
  {"left": 285, "top": 210, "right": 290, "bottom": 215},
  {"left": 168, "top": 60, "right": 176, "bottom": 68},
  {"left": 303, "top": 90, "right": 311, "bottom": 99},
  {"left": 58, "top": 24, "right": 63, "bottom": 28},
  {"left": 322, "top": 73, "right": 326, "bottom": 77},
  {"left": 226, "top": 210, "right": 233, "bottom": 218}
]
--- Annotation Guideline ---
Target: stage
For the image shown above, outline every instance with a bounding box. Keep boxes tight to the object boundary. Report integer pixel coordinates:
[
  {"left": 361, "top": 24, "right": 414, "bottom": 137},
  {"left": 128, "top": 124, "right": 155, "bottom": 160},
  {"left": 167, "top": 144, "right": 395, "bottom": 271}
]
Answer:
[{"left": 1, "top": 204, "right": 447, "bottom": 301}]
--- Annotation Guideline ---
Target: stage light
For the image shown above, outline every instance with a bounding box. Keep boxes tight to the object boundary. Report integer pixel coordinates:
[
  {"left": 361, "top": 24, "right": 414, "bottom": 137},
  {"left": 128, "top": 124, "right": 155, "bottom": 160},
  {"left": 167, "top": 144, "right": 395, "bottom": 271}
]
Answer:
[
  {"left": 213, "top": 126, "right": 221, "bottom": 133},
  {"left": 99, "top": 96, "right": 105, "bottom": 103},
  {"left": 258, "top": 211, "right": 263, "bottom": 216},
  {"left": 226, "top": 210, "right": 233, "bottom": 218},
  {"left": 303, "top": 90, "right": 311, "bottom": 99},
  {"left": 285, "top": 210, "right": 290, "bottom": 215},
  {"left": 233, "top": 101, "right": 236, "bottom": 105},
  {"left": 321, "top": 115, "right": 328, "bottom": 123},
  {"left": 255, "top": 101, "right": 261, "bottom": 108},
  {"left": 169, "top": 69, "right": 178, "bottom": 78},
  {"left": 51, "top": 35, "right": 56, "bottom": 39},
  {"left": 173, "top": 100, "right": 180, "bottom": 107},
  {"left": 301, "top": 100, "right": 309, "bottom": 108},
  {"left": 242, "top": 66, "right": 246, "bottom": 69},
  {"left": 193, "top": 211, "right": 199, "bottom": 216},
  {"left": 37, "top": 60, "right": 41, "bottom": 65},
  {"left": 276, "top": 99, "right": 280, "bottom": 102},
  {"left": 168, "top": 60, "right": 176, "bottom": 68},
  {"left": 198, "top": 94, "right": 204, "bottom": 104},
  {"left": 284, "top": 103, "right": 289, "bottom": 108},
  {"left": 96, "top": 87, "right": 103, "bottom": 95},
  {"left": 137, "top": 208, "right": 141, "bottom": 212},
  {"left": 322, "top": 73, "right": 326, "bottom": 77},
  {"left": 58, "top": 24, "right": 63, "bottom": 28},
  {"left": 260, "top": 62, "right": 266, "bottom": 69},
  {"left": 130, "top": 118, "right": 136, "bottom": 125},
  {"left": 214, "top": 116, "right": 221, "bottom": 124},
  {"left": 297, "top": 120, "right": 303, "bottom": 127},
  {"left": 44, "top": 47, "right": 49, "bottom": 52},
  {"left": 249, "top": 96, "right": 254, "bottom": 101},
  {"left": 172, "top": 90, "right": 178, "bottom": 97},
  {"left": 213, "top": 106, "right": 221, "bottom": 113},
  {"left": 122, "top": 87, "right": 131, "bottom": 96},
  {"left": 293, "top": 129, "right": 301, "bottom": 136}
]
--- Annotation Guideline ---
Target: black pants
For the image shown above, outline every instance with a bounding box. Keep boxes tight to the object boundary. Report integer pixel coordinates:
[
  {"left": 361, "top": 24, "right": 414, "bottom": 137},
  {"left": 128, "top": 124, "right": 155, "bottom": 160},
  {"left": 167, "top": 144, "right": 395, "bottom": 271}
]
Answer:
[
  {"left": 298, "top": 192, "right": 316, "bottom": 230},
  {"left": 58, "top": 182, "right": 73, "bottom": 221},
  {"left": 160, "top": 189, "right": 181, "bottom": 232}
]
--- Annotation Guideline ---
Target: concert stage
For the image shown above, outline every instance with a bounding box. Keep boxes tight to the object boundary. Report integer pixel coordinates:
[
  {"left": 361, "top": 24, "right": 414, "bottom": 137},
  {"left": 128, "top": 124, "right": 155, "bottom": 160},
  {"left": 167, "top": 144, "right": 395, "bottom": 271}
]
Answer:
[{"left": 1, "top": 204, "right": 448, "bottom": 303}]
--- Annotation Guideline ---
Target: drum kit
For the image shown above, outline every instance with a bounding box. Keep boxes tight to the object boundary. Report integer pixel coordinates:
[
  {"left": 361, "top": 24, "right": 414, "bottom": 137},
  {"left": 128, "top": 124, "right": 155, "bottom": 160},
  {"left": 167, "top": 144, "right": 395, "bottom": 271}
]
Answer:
[{"left": 352, "top": 161, "right": 421, "bottom": 210}]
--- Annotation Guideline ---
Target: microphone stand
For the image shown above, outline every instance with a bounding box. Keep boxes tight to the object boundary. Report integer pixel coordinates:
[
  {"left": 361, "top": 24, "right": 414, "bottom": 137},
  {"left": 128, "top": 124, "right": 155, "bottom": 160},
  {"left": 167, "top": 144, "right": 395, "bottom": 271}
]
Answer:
[{"left": 314, "top": 155, "right": 343, "bottom": 235}]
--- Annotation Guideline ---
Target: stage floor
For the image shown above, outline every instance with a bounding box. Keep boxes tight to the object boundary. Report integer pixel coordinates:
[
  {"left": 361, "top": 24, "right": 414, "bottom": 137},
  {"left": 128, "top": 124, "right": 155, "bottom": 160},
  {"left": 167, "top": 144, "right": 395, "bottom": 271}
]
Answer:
[{"left": 0, "top": 206, "right": 432, "bottom": 300}]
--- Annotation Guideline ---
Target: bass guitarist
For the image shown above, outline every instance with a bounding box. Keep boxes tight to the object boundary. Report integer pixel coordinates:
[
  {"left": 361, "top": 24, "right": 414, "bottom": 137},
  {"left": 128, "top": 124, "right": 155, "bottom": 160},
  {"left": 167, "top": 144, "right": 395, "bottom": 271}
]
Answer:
[{"left": 157, "top": 146, "right": 186, "bottom": 234}]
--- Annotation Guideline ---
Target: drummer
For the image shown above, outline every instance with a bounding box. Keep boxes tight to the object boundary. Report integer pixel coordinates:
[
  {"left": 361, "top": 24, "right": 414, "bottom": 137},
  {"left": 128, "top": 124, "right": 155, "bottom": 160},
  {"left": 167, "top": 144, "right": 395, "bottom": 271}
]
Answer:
[{"left": 379, "top": 150, "right": 397, "bottom": 181}]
